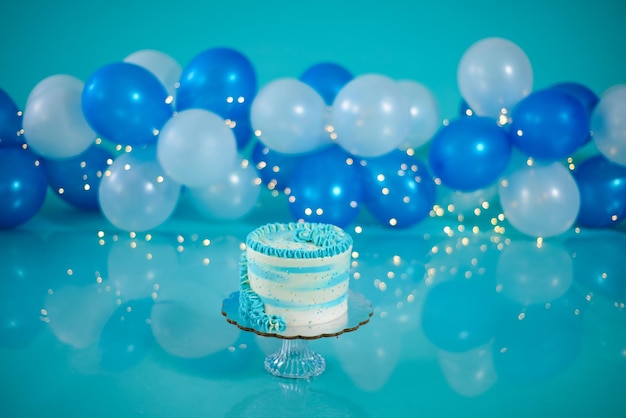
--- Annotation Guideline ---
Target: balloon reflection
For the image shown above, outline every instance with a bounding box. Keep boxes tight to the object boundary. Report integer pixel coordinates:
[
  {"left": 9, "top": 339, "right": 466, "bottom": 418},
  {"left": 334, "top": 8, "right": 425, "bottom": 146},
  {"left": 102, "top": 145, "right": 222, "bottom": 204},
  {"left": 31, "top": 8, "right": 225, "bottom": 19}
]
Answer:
[
  {"left": 107, "top": 234, "right": 178, "bottom": 302},
  {"left": 331, "top": 233, "right": 432, "bottom": 390},
  {"left": 331, "top": 316, "right": 402, "bottom": 392},
  {"left": 437, "top": 342, "right": 497, "bottom": 397},
  {"left": 565, "top": 231, "right": 626, "bottom": 303},
  {"left": 2, "top": 224, "right": 623, "bottom": 395},
  {"left": 496, "top": 239, "right": 573, "bottom": 306},
  {"left": 150, "top": 234, "right": 241, "bottom": 359},
  {"left": 0, "top": 231, "right": 47, "bottom": 348},
  {"left": 419, "top": 231, "right": 586, "bottom": 394},
  {"left": 98, "top": 298, "right": 155, "bottom": 371},
  {"left": 44, "top": 231, "right": 109, "bottom": 287},
  {"left": 422, "top": 278, "right": 498, "bottom": 353},
  {"left": 583, "top": 295, "right": 626, "bottom": 364},
  {"left": 492, "top": 288, "right": 584, "bottom": 385},
  {"left": 45, "top": 281, "right": 118, "bottom": 349}
]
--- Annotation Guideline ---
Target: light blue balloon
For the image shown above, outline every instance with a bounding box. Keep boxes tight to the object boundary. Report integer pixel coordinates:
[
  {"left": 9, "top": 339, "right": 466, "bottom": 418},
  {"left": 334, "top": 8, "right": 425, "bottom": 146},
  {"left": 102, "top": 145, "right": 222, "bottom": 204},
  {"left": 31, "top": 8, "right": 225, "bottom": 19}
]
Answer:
[
  {"left": 22, "top": 75, "right": 96, "bottom": 158},
  {"left": 26, "top": 74, "right": 79, "bottom": 103},
  {"left": 591, "top": 84, "right": 626, "bottom": 166},
  {"left": 98, "top": 148, "right": 181, "bottom": 231},
  {"left": 499, "top": 162, "right": 580, "bottom": 237},
  {"left": 250, "top": 78, "right": 327, "bottom": 154},
  {"left": 157, "top": 109, "right": 238, "bottom": 187},
  {"left": 186, "top": 156, "right": 261, "bottom": 221},
  {"left": 457, "top": 37, "right": 533, "bottom": 118},
  {"left": 332, "top": 74, "right": 410, "bottom": 157},
  {"left": 397, "top": 80, "right": 440, "bottom": 149}
]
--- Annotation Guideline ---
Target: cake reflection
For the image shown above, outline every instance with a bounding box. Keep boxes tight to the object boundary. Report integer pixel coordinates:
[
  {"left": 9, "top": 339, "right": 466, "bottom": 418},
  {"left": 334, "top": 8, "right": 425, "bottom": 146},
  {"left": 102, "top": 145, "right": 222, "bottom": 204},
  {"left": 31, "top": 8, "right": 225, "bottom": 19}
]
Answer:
[{"left": 226, "top": 380, "right": 369, "bottom": 418}]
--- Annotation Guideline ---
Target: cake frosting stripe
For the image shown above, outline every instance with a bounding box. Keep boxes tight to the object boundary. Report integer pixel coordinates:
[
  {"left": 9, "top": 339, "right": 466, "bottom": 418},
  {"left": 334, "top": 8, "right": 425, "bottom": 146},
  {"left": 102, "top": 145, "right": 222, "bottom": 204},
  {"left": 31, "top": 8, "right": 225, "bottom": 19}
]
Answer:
[
  {"left": 239, "top": 222, "right": 353, "bottom": 333},
  {"left": 239, "top": 252, "right": 287, "bottom": 333}
]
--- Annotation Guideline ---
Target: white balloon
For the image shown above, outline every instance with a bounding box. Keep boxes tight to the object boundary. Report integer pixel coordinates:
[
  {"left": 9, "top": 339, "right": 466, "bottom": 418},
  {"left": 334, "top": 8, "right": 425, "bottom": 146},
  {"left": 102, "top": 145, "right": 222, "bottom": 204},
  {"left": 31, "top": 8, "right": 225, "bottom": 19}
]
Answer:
[
  {"left": 591, "top": 84, "right": 626, "bottom": 166},
  {"left": 457, "top": 37, "right": 533, "bottom": 118},
  {"left": 22, "top": 75, "right": 96, "bottom": 158},
  {"left": 251, "top": 78, "right": 327, "bottom": 154},
  {"left": 332, "top": 74, "right": 410, "bottom": 157},
  {"left": 397, "top": 80, "right": 440, "bottom": 149},
  {"left": 26, "top": 74, "right": 79, "bottom": 103},
  {"left": 499, "top": 162, "right": 580, "bottom": 237},
  {"left": 124, "top": 49, "right": 182, "bottom": 100},
  {"left": 157, "top": 109, "right": 237, "bottom": 187},
  {"left": 187, "top": 156, "right": 261, "bottom": 221},
  {"left": 99, "top": 149, "right": 181, "bottom": 232}
]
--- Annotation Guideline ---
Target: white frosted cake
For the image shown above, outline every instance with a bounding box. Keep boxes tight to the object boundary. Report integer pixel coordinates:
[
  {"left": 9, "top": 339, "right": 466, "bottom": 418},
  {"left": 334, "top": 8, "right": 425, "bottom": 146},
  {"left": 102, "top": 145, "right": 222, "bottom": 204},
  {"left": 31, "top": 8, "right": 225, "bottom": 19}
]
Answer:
[{"left": 239, "top": 222, "right": 353, "bottom": 334}]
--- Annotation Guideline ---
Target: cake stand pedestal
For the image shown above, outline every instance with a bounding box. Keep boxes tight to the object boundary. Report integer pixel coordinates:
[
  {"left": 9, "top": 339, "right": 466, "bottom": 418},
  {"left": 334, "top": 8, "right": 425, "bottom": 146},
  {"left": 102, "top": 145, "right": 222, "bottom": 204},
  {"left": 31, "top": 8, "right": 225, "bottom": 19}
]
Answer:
[{"left": 222, "top": 291, "right": 372, "bottom": 379}]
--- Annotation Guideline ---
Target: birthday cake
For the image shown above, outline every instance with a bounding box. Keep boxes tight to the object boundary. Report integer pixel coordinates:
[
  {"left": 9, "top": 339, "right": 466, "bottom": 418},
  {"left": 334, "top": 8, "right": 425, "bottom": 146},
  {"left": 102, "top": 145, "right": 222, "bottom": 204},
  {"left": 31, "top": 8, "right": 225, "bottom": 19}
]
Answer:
[{"left": 239, "top": 222, "right": 353, "bottom": 334}]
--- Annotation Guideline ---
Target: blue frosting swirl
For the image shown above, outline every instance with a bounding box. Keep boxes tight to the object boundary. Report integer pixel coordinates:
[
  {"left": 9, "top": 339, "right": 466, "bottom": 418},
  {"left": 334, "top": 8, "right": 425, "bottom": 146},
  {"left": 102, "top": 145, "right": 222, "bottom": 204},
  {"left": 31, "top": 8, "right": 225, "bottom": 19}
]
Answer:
[
  {"left": 246, "top": 222, "right": 353, "bottom": 259},
  {"left": 238, "top": 252, "right": 286, "bottom": 333}
]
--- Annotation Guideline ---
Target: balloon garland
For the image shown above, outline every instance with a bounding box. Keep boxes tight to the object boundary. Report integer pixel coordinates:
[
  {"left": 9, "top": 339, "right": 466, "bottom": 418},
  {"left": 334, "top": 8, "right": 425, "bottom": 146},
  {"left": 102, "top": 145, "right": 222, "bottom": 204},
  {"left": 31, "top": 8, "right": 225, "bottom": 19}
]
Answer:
[{"left": 1, "top": 37, "right": 625, "bottom": 238}]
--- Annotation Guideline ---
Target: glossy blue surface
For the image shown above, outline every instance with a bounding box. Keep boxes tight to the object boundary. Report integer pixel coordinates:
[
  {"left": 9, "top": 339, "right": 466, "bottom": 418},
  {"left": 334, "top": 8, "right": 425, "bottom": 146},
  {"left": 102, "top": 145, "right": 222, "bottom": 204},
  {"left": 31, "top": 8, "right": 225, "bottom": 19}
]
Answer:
[{"left": 1, "top": 190, "right": 625, "bottom": 417}]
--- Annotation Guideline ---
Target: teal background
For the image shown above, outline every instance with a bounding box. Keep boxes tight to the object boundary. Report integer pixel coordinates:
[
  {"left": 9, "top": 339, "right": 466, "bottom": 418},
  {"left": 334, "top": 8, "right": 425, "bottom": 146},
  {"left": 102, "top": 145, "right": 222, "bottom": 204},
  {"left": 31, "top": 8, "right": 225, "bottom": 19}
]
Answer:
[
  {"left": 2, "top": 2, "right": 626, "bottom": 418},
  {"left": 1, "top": 0, "right": 625, "bottom": 119}
]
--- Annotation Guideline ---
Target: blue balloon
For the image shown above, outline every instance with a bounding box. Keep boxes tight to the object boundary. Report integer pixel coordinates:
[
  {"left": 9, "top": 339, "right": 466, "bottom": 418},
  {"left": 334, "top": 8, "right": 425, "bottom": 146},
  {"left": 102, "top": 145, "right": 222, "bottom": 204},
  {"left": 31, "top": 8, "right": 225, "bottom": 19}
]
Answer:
[
  {"left": 0, "top": 147, "right": 48, "bottom": 228},
  {"left": 176, "top": 48, "right": 256, "bottom": 147},
  {"left": 299, "top": 62, "right": 353, "bottom": 105},
  {"left": 44, "top": 144, "right": 113, "bottom": 211},
  {"left": 421, "top": 279, "right": 498, "bottom": 352},
  {"left": 251, "top": 141, "right": 304, "bottom": 192},
  {"left": 82, "top": 62, "right": 173, "bottom": 146},
  {"left": 429, "top": 116, "right": 511, "bottom": 192},
  {"left": 509, "top": 89, "right": 589, "bottom": 161},
  {"left": 288, "top": 145, "right": 363, "bottom": 227},
  {"left": 98, "top": 298, "right": 155, "bottom": 371},
  {"left": 572, "top": 154, "right": 626, "bottom": 227},
  {"left": 360, "top": 150, "right": 436, "bottom": 228},
  {"left": 0, "top": 88, "right": 24, "bottom": 148},
  {"left": 550, "top": 82, "right": 599, "bottom": 117}
]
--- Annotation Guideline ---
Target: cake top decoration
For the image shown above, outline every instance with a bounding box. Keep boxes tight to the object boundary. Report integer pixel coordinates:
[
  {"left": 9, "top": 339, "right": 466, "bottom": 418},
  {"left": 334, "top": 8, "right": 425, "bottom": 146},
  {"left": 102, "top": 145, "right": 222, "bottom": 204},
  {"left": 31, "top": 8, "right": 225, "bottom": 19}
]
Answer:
[{"left": 246, "top": 222, "right": 353, "bottom": 259}]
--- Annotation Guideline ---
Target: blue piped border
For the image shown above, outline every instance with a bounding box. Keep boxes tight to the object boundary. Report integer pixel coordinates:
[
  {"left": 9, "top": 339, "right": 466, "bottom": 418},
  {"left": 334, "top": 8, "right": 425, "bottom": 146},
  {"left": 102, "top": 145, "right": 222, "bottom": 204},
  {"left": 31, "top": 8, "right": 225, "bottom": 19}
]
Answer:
[
  {"left": 246, "top": 222, "right": 353, "bottom": 259},
  {"left": 238, "top": 252, "right": 286, "bottom": 333}
]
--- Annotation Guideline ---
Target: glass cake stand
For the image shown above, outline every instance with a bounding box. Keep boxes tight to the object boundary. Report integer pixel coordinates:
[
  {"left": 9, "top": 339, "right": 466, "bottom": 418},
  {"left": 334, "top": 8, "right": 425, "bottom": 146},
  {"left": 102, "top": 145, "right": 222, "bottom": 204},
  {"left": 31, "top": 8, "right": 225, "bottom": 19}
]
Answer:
[{"left": 221, "top": 291, "right": 373, "bottom": 379}]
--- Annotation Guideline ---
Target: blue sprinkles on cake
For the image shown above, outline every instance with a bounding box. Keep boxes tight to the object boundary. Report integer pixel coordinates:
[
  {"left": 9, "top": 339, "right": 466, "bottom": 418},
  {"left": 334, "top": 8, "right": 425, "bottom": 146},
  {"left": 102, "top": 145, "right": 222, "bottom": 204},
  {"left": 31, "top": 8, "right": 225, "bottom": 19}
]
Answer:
[{"left": 239, "top": 222, "right": 353, "bottom": 333}]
